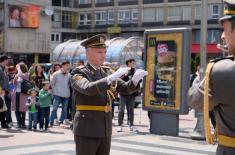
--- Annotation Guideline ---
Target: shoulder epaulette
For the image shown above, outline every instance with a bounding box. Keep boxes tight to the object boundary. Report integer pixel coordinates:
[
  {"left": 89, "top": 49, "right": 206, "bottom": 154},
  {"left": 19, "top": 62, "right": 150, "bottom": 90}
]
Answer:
[
  {"left": 76, "top": 65, "right": 85, "bottom": 69},
  {"left": 210, "top": 56, "right": 234, "bottom": 63},
  {"left": 101, "top": 65, "right": 111, "bottom": 69}
]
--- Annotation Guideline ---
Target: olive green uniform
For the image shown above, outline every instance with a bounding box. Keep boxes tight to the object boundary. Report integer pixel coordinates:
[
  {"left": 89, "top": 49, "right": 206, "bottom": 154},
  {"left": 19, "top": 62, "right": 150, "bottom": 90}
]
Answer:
[
  {"left": 71, "top": 63, "right": 138, "bottom": 155},
  {"left": 188, "top": 57, "right": 235, "bottom": 155}
]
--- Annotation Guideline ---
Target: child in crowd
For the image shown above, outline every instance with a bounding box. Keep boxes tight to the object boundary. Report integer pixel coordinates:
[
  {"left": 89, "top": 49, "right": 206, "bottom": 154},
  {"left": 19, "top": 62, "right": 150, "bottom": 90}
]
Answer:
[
  {"left": 39, "top": 81, "right": 52, "bottom": 132},
  {"left": 26, "top": 89, "right": 39, "bottom": 131}
]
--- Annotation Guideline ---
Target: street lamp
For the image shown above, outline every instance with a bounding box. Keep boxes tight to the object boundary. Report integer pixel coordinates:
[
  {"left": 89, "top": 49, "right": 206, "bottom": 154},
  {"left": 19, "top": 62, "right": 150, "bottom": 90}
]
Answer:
[{"left": 191, "top": 0, "right": 208, "bottom": 140}]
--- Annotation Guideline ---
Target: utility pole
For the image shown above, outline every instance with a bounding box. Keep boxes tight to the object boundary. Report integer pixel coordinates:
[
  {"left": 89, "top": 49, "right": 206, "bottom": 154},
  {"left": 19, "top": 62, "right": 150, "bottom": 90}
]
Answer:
[{"left": 191, "top": 0, "right": 208, "bottom": 140}]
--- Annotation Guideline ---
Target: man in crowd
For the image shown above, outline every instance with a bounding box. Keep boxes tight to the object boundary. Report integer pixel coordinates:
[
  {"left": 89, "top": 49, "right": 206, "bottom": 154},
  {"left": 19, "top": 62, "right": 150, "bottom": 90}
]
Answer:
[
  {"left": 50, "top": 61, "right": 71, "bottom": 126},
  {"left": 188, "top": 0, "right": 235, "bottom": 154},
  {"left": 0, "top": 55, "right": 10, "bottom": 128},
  {"left": 117, "top": 59, "right": 139, "bottom": 132},
  {"left": 71, "top": 34, "right": 147, "bottom": 155}
]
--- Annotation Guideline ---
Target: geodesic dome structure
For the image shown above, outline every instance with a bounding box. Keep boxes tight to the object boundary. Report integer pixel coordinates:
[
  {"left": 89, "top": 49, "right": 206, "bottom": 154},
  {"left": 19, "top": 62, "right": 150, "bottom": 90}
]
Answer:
[{"left": 52, "top": 36, "right": 144, "bottom": 69}]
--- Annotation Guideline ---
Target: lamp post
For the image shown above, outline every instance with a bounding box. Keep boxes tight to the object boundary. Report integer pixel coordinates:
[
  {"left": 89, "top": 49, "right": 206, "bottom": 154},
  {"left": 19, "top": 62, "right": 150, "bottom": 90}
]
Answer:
[{"left": 191, "top": 0, "right": 208, "bottom": 140}]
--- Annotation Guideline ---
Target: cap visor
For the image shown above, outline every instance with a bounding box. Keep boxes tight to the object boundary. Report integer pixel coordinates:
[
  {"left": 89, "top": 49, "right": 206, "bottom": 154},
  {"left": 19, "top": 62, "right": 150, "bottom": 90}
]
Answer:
[{"left": 219, "top": 15, "right": 235, "bottom": 23}]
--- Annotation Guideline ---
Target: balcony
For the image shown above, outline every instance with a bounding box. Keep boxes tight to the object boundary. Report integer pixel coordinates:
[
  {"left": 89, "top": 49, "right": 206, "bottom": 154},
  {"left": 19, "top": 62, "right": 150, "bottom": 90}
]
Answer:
[
  {"left": 78, "top": 25, "right": 92, "bottom": 29},
  {"left": 167, "top": 21, "right": 190, "bottom": 25},
  {"left": 143, "top": 0, "right": 163, "bottom": 4},
  {"left": 195, "top": 19, "right": 219, "bottom": 25},
  {"left": 142, "top": 22, "right": 163, "bottom": 27},
  {"left": 168, "top": 0, "right": 190, "bottom": 2},
  {"left": 118, "top": 1, "right": 138, "bottom": 6},
  {"left": 78, "top": 3, "right": 92, "bottom": 8},
  {"left": 96, "top": 2, "right": 114, "bottom": 7}
]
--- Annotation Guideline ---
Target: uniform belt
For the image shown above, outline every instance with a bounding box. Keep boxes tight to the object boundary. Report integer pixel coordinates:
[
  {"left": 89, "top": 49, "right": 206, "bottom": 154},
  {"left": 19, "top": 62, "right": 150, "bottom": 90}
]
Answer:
[
  {"left": 217, "top": 135, "right": 235, "bottom": 148},
  {"left": 76, "top": 105, "right": 111, "bottom": 113}
]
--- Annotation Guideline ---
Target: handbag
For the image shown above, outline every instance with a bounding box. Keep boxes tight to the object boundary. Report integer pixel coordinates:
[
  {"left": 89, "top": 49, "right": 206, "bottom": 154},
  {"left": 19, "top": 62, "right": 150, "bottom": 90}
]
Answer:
[
  {"left": 21, "top": 79, "right": 35, "bottom": 94},
  {"left": 0, "top": 96, "right": 7, "bottom": 112}
]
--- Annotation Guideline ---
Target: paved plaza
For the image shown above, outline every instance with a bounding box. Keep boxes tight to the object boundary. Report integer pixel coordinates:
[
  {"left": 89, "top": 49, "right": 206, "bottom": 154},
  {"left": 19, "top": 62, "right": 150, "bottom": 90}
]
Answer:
[{"left": 0, "top": 107, "right": 216, "bottom": 155}]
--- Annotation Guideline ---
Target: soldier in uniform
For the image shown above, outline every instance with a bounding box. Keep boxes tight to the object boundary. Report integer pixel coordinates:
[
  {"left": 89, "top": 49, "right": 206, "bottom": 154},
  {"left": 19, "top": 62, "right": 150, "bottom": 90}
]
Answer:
[
  {"left": 71, "top": 34, "right": 147, "bottom": 155},
  {"left": 188, "top": 1, "right": 235, "bottom": 154}
]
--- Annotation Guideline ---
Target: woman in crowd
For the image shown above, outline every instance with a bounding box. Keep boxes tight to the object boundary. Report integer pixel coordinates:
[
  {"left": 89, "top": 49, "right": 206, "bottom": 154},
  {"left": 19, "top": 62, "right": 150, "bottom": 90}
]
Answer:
[
  {"left": 11, "top": 62, "right": 29, "bottom": 129},
  {"left": 48, "top": 63, "right": 61, "bottom": 82},
  {"left": 32, "top": 64, "right": 46, "bottom": 91}
]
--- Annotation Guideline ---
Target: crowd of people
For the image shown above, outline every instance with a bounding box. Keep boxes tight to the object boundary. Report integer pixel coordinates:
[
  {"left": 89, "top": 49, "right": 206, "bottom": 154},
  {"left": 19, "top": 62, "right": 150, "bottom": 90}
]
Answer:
[
  {"left": 0, "top": 55, "right": 87, "bottom": 132},
  {"left": 0, "top": 55, "right": 140, "bottom": 132}
]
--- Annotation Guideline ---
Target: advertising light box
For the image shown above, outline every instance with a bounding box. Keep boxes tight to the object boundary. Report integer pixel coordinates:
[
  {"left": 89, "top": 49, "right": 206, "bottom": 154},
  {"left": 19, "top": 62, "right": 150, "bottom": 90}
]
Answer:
[
  {"left": 9, "top": 5, "right": 40, "bottom": 28},
  {"left": 143, "top": 28, "right": 191, "bottom": 114}
]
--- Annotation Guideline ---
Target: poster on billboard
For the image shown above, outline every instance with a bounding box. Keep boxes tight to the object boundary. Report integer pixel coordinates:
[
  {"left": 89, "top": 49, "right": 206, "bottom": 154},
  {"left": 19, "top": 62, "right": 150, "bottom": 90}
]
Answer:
[
  {"left": 143, "top": 28, "right": 191, "bottom": 114},
  {"left": 9, "top": 5, "right": 40, "bottom": 28}
]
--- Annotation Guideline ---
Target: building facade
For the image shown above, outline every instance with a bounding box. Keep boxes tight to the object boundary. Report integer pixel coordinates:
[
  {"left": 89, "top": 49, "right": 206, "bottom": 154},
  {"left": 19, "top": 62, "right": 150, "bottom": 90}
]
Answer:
[
  {"left": 0, "top": 0, "right": 51, "bottom": 65},
  {"left": 51, "top": 0, "right": 223, "bottom": 55}
]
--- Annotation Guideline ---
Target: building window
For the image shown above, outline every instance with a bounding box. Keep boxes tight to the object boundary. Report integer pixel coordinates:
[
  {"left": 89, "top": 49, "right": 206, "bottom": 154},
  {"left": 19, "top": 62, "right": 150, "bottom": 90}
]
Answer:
[
  {"left": 156, "top": 8, "right": 163, "bottom": 22},
  {"left": 52, "top": 11, "right": 61, "bottom": 22},
  {"left": 194, "top": 30, "right": 221, "bottom": 44},
  {"left": 79, "top": 12, "right": 91, "bottom": 25},
  {"left": 209, "top": 4, "right": 220, "bottom": 19},
  {"left": 183, "top": 6, "right": 191, "bottom": 21},
  {"left": 62, "top": 11, "right": 73, "bottom": 28},
  {"left": 79, "top": 0, "right": 91, "bottom": 4},
  {"left": 168, "top": 6, "right": 181, "bottom": 21},
  {"left": 168, "top": 6, "right": 191, "bottom": 21},
  {"left": 51, "top": 34, "right": 55, "bottom": 41},
  {"left": 196, "top": 4, "right": 221, "bottom": 20},
  {"left": 96, "top": 11, "right": 107, "bottom": 25},
  {"left": 207, "top": 30, "right": 221, "bottom": 43},
  {"left": 118, "top": 10, "right": 130, "bottom": 24},
  {"left": 131, "top": 9, "right": 138, "bottom": 23},
  {"left": 143, "top": 8, "right": 155, "bottom": 22},
  {"left": 195, "top": 5, "right": 201, "bottom": 20},
  {"left": 51, "top": 33, "right": 61, "bottom": 42},
  {"left": 108, "top": 11, "right": 114, "bottom": 25}
]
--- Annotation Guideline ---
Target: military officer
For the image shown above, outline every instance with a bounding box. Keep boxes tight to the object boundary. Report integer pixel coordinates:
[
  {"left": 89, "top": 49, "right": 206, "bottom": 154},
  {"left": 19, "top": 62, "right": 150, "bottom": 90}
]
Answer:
[
  {"left": 188, "top": 1, "right": 235, "bottom": 154},
  {"left": 71, "top": 34, "right": 147, "bottom": 155}
]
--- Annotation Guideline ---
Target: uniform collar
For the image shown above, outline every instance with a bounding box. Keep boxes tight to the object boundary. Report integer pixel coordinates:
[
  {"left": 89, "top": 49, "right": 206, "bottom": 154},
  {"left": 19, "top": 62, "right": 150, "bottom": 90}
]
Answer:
[{"left": 86, "top": 63, "right": 99, "bottom": 75}]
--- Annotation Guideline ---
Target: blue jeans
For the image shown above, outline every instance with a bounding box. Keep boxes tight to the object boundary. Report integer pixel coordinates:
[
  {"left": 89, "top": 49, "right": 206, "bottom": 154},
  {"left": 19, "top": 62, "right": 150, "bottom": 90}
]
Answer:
[
  {"left": 28, "top": 112, "right": 37, "bottom": 129},
  {"left": 40, "top": 107, "right": 50, "bottom": 130},
  {"left": 50, "top": 95, "right": 69, "bottom": 125}
]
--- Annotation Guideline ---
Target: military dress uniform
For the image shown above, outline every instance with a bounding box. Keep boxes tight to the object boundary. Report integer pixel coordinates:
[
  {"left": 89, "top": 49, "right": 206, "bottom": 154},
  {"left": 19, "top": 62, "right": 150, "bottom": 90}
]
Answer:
[
  {"left": 188, "top": 2, "right": 235, "bottom": 154},
  {"left": 71, "top": 35, "right": 139, "bottom": 155}
]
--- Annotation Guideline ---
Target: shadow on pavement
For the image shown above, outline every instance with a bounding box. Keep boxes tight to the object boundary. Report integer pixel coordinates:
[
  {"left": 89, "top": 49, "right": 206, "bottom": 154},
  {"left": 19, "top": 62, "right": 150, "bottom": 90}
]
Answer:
[
  {"left": 16, "top": 150, "right": 74, "bottom": 155},
  {"left": 48, "top": 130, "right": 65, "bottom": 135},
  {"left": 5, "top": 128, "right": 27, "bottom": 133},
  {"left": 0, "top": 135, "right": 14, "bottom": 138}
]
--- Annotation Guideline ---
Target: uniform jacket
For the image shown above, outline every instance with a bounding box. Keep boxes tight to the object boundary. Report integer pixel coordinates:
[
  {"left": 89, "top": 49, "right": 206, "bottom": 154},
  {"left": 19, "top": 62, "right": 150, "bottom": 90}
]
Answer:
[
  {"left": 188, "top": 57, "right": 235, "bottom": 138},
  {"left": 71, "top": 63, "right": 138, "bottom": 138},
  {"left": 0, "top": 65, "right": 9, "bottom": 92}
]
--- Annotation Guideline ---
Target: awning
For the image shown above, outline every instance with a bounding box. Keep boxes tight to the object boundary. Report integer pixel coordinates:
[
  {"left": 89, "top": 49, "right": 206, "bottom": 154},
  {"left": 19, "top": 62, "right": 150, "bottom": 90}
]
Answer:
[{"left": 192, "top": 43, "right": 221, "bottom": 54}]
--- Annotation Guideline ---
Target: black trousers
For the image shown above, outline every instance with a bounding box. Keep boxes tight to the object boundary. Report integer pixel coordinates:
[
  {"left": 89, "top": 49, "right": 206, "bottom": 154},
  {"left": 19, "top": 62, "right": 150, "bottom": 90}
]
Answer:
[
  {"left": 0, "top": 111, "right": 7, "bottom": 127},
  {"left": 15, "top": 111, "right": 26, "bottom": 126},
  {"left": 15, "top": 92, "right": 26, "bottom": 127},
  {"left": 5, "top": 95, "right": 12, "bottom": 123},
  {"left": 216, "top": 145, "right": 235, "bottom": 155},
  {"left": 74, "top": 135, "right": 111, "bottom": 155},
  {"left": 118, "top": 96, "right": 135, "bottom": 126}
]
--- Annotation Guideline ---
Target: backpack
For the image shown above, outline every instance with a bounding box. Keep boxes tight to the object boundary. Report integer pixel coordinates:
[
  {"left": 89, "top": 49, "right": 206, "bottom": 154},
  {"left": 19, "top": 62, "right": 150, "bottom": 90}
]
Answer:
[{"left": 21, "top": 79, "right": 35, "bottom": 94}]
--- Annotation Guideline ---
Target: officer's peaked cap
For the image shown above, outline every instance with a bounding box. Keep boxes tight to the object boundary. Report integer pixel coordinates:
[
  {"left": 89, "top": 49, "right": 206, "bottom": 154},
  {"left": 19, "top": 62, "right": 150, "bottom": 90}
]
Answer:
[
  {"left": 220, "top": 0, "right": 235, "bottom": 22},
  {"left": 80, "top": 34, "right": 107, "bottom": 49}
]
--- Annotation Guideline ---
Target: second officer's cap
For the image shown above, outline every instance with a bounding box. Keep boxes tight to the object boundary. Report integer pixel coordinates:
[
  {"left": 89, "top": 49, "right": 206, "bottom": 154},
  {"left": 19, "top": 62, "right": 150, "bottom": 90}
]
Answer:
[
  {"left": 80, "top": 34, "right": 107, "bottom": 48},
  {"left": 220, "top": 0, "right": 235, "bottom": 22}
]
